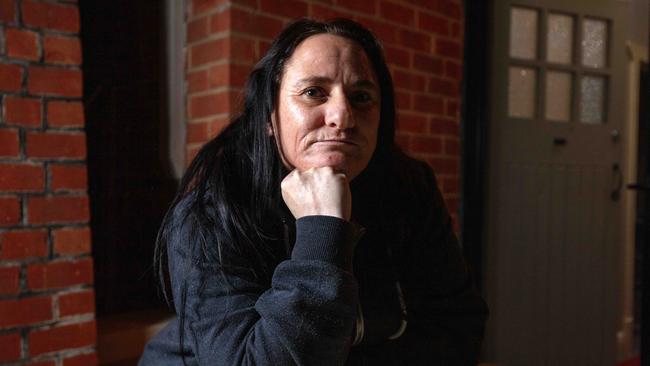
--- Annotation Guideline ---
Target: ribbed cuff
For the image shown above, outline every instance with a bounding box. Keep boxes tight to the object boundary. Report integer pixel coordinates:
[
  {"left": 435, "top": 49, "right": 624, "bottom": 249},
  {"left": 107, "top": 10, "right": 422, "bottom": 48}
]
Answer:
[{"left": 292, "top": 216, "right": 357, "bottom": 271}]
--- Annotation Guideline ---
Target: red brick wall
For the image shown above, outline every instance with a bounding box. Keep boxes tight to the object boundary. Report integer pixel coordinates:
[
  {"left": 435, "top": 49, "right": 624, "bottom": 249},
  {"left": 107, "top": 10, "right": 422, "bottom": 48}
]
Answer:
[
  {"left": 0, "top": 0, "right": 97, "bottom": 364},
  {"left": 186, "top": 0, "right": 464, "bottom": 226}
]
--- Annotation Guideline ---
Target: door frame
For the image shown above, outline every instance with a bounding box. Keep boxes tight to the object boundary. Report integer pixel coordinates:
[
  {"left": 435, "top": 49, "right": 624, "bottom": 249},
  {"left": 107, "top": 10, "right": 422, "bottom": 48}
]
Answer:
[
  {"left": 461, "top": 0, "right": 644, "bottom": 361},
  {"left": 460, "top": 0, "right": 490, "bottom": 293}
]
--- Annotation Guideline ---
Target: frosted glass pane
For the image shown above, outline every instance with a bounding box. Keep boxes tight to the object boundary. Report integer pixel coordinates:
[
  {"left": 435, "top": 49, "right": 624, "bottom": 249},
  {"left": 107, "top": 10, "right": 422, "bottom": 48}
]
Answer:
[
  {"left": 547, "top": 14, "right": 573, "bottom": 64},
  {"left": 509, "top": 67, "right": 537, "bottom": 118},
  {"left": 580, "top": 76, "right": 606, "bottom": 124},
  {"left": 510, "top": 7, "right": 538, "bottom": 60},
  {"left": 545, "top": 71, "right": 572, "bottom": 121},
  {"left": 581, "top": 19, "right": 608, "bottom": 68}
]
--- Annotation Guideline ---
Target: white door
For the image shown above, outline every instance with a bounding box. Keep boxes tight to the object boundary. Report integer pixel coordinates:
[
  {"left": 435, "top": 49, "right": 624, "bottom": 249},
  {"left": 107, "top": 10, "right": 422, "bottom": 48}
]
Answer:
[{"left": 483, "top": 0, "right": 628, "bottom": 364}]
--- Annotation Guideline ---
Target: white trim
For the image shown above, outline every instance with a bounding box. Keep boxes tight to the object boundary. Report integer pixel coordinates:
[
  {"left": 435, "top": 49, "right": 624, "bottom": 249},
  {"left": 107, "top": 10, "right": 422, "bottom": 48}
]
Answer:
[
  {"left": 165, "top": 0, "right": 187, "bottom": 179},
  {"left": 618, "top": 40, "right": 648, "bottom": 359}
]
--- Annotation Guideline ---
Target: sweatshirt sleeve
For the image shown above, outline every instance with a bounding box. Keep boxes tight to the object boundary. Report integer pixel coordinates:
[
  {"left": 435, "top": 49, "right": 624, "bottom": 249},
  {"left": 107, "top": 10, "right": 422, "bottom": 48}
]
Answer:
[{"left": 166, "top": 210, "right": 360, "bottom": 366}]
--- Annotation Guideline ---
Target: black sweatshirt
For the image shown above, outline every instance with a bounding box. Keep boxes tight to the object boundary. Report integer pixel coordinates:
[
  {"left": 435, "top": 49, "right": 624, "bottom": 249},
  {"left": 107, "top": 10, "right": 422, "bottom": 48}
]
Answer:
[{"left": 139, "top": 160, "right": 488, "bottom": 365}]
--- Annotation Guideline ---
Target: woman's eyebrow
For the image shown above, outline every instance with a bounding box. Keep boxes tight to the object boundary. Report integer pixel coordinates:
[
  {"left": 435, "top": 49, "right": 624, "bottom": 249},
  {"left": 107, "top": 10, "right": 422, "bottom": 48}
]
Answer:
[{"left": 293, "top": 77, "right": 377, "bottom": 89}]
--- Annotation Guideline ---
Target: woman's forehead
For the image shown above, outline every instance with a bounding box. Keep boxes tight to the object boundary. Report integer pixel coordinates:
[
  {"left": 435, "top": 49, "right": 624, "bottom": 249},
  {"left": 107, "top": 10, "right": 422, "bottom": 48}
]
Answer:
[{"left": 282, "top": 34, "right": 376, "bottom": 84}]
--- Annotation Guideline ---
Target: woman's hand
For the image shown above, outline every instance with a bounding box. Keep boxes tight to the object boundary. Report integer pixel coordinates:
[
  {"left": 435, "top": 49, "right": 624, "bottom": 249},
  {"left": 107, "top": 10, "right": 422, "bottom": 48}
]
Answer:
[{"left": 281, "top": 166, "right": 352, "bottom": 221}]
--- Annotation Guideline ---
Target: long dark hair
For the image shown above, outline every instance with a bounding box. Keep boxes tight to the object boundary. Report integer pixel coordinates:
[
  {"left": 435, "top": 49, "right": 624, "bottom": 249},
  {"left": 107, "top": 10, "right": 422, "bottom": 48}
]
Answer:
[{"left": 154, "top": 17, "right": 397, "bottom": 357}]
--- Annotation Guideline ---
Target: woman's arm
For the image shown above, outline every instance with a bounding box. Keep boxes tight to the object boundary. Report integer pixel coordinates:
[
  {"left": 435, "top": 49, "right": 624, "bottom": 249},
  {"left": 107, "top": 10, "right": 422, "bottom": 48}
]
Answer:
[{"left": 166, "top": 208, "right": 359, "bottom": 365}]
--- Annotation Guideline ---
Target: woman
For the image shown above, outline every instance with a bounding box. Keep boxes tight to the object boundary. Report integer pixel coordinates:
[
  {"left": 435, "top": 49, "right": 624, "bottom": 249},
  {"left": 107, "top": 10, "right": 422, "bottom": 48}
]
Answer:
[{"left": 140, "top": 18, "right": 487, "bottom": 365}]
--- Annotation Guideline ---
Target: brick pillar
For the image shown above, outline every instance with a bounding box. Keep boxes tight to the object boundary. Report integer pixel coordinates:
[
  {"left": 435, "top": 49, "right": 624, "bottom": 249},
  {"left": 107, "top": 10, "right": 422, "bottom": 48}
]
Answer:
[
  {"left": 186, "top": 0, "right": 463, "bottom": 227},
  {"left": 0, "top": 0, "right": 97, "bottom": 364}
]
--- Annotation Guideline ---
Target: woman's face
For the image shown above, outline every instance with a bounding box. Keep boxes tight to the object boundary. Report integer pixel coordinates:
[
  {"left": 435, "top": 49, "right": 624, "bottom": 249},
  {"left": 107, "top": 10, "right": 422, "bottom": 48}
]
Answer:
[{"left": 274, "top": 34, "right": 381, "bottom": 180}]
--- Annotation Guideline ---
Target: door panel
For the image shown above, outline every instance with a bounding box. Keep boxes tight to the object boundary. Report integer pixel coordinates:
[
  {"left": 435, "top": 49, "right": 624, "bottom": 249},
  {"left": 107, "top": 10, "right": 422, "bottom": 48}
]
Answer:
[{"left": 484, "top": 0, "right": 627, "bottom": 364}]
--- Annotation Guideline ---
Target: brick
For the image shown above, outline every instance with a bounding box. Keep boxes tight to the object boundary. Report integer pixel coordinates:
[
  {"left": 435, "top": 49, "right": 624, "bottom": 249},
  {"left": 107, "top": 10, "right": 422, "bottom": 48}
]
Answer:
[
  {"left": 192, "top": 0, "right": 227, "bottom": 15},
  {"left": 230, "top": 8, "right": 284, "bottom": 40},
  {"left": 395, "top": 91, "right": 410, "bottom": 110},
  {"left": 411, "top": 135, "right": 442, "bottom": 154},
  {"left": 384, "top": 46, "right": 409, "bottom": 68},
  {"left": 436, "top": 39, "right": 461, "bottom": 59},
  {"left": 413, "top": 94, "right": 444, "bottom": 114},
  {"left": 0, "top": 229, "right": 48, "bottom": 260},
  {"left": 189, "top": 92, "right": 230, "bottom": 118},
  {"left": 229, "top": 63, "right": 251, "bottom": 87},
  {"left": 207, "top": 63, "right": 228, "bottom": 88},
  {"left": 209, "top": 9, "right": 230, "bottom": 34},
  {"left": 396, "top": 113, "right": 427, "bottom": 133},
  {"left": 4, "top": 96, "right": 42, "bottom": 126},
  {"left": 210, "top": 118, "right": 228, "bottom": 136},
  {"left": 28, "top": 320, "right": 96, "bottom": 356},
  {"left": 335, "top": 0, "right": 376, "bottom": 14},
  {"left": 441, "top": 176, "right": 459, "bottom": 194},
  {"left": 446, "top": 99, "right": 459, "bottom": 118},
  {"left": 53, "top": 227, "right": 91, "bottom": 255},
  {"left": 190, "top": 38, "right": 227, "bottom": 68},
  {"left": 63, "top": 353, "right": 98, "bottom": 366},
  {"left": 380, "top": 2, "right": 414, "bottom": 25},
  {"left": 229, "top": 35, "right": 256, "bottom": 63},
  {"left": 0, "top": 0, "right": 16, "bottom": 23},
  {"left": 58, "top": 290, "right": 94, "bottom": 317},
  {"left": 418, "top": 11, "right": 449, "bottom": 36},
  {"left": 188, "top": 69, "right": 209, "bottom": 93},
  {"left": 0, "top": 332, "right": 21, "bottom": 362},
  {"left": 22, "top": 1, "right": 80, "bottom": 33},
  {"left": 0, "top": 265, "right": 20, "bottom": 295},
  {"left": 44, "top": 35, "right": 81, "bottom": 65},
  {"left": 0, "top": 163, "right": 44, "bottom": 191},
  {"left": 187, "top": 122, "right": 211, "bottom": 144},
  {"left": 451, "top": 20, "right": 462, "bottom": 37},
  {"left": 188, "top": 16, "right": 209, "bottom": 43},
  {"left": 0, "top": 62, "right": 23, "bottom": 92},
  {"left": 0, "top": 117, "right": 19, "bottom": 152},
  {"left": 50, "top": 164, "right": 87, "bottom": 191},
  {"left": 260, "top": 0, "right": 308, "bottom": 19},
  {"left": 27, "top": 195, "right": 89, "bottom": 224},
  {"left": 398, "top": 29, "right": 430, "bottom": 52},
  {"left": 436, "top": 0, "right": 461, "bottom": 20},
  {"left": 428, "top": 77, "right": 458, "bottom": 97},
  {"left": 47, "top": 101, "right": 84, "bottom": 127},
  {"left": 356, "top": 17, "right": 397, "bottom": 44},
  {"left": 394, "top": 133, "right": 410, "bottom": 151},
  {"left": 444, "top": 138, "right": 459, "bottom": 154},
  {"left": 0, "top": 296, "right": 52, "bottom": 328},
  {"left": 28, "top": 66, "right": 83, "bottom": 97},
  {"left": 428, "top": 157, "right": 458, "bottom": 175},
  {"left": 0, "top": 197, "right": 20, "bottom": 226},
  {"left": 27, "top": 257, "right": 93, "bottom": 290},
  {"left": 233, "top": 0, "right": 257, "bottom": 9},
  {"left": 27, "top": 361, "right": 56, "bottom": 366},
  {"left": 310, "top": 4, "right": 348, "bottom": 21},
  {"left": 445, "top": 60, "right": 461, "bottom": 80},
  {"left": 26, "top": 132, "right": 86, "bottom": 159},
  {"left": 6, "top": 28, "right": 40, "bottom": 61},
  {"left": 412, "top": 53, "right": 443, "bottom": 74},
  {"left": 429, "top": 117, "right": 458, "bottom": 135},
  {"left": 393, "top": 70, "right": 426, "bottom": 92}
]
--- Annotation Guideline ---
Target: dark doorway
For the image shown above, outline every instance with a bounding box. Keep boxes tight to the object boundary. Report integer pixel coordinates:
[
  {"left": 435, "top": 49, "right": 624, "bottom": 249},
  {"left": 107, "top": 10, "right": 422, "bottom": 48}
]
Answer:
[
  {"left": 633, "top": 61, "right": 650, "bottom": 366},
  {"left": 80, "top": 0, "right": 177, "bottom": 317}
]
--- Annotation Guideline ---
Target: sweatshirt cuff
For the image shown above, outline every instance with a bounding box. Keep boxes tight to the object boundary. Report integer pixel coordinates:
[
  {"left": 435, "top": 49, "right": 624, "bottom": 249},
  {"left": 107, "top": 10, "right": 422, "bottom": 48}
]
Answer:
[{"left": 291, "top": 216, "right": 358, "bottom": 271}]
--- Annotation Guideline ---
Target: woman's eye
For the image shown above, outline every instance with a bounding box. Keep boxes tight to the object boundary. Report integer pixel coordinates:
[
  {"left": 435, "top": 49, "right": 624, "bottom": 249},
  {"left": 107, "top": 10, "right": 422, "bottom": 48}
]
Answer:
[
  {"left": 350, "top": 91, "right": 373, "bottom": 105},
  {"left": 303, "top": 87, "right": 326, "bottom": 98}
]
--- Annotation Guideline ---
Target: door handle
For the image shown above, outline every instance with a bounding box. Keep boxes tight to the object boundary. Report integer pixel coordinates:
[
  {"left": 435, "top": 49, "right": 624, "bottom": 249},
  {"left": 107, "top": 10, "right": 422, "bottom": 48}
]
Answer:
[
  {"left": 627, "top": 183, "right": 650, "bottom": 192},
  {"left": 553, "top": 137, "right": 567, "bottom": 146}
]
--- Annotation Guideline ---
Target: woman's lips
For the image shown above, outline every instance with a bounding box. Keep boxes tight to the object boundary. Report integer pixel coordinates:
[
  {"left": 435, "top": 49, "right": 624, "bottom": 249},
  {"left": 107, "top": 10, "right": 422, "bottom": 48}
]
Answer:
[{"left": 314, "top": 139, "right": 358, "bottom": 146}]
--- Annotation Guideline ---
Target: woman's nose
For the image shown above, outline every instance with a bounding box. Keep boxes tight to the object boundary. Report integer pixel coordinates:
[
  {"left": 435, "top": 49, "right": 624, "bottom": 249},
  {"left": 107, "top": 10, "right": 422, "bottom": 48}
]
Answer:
[{"left": 325, "top": 93, "right": 354, "bottom": 130}]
